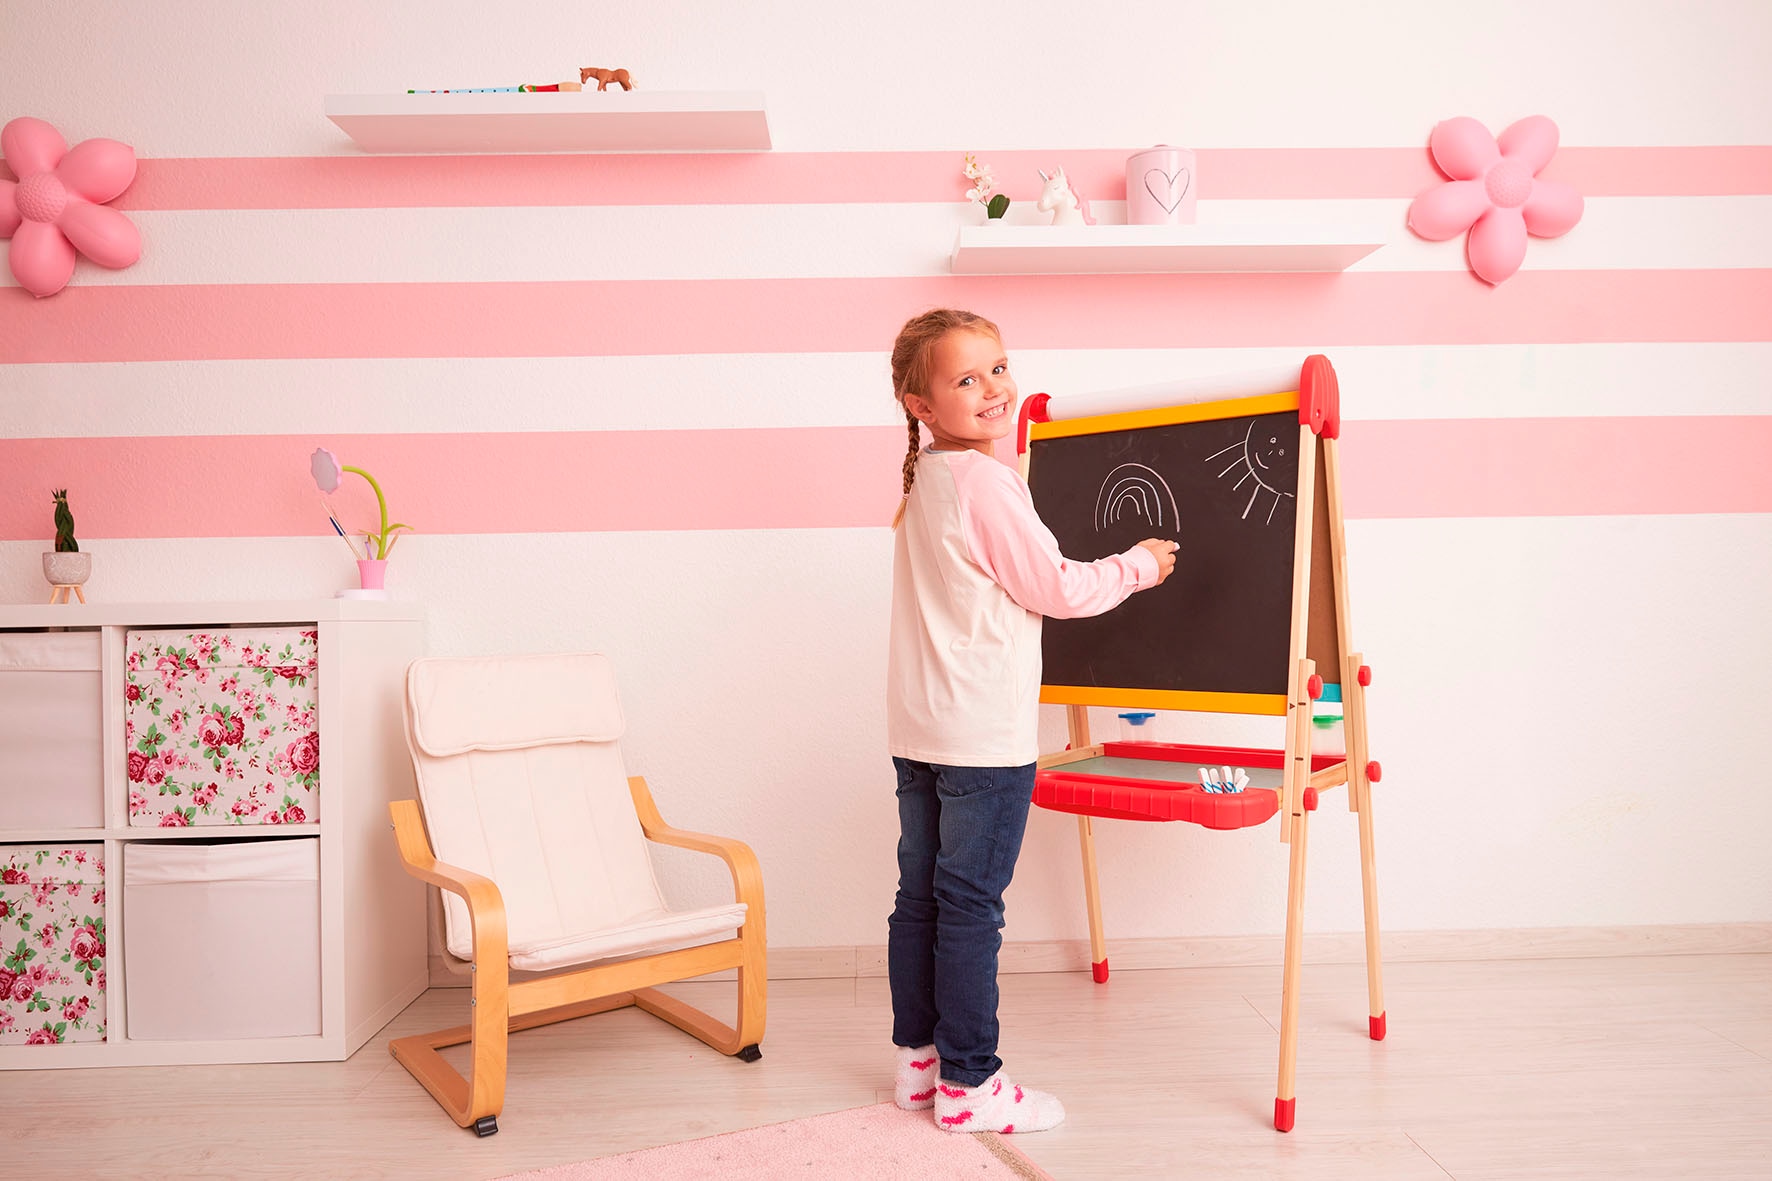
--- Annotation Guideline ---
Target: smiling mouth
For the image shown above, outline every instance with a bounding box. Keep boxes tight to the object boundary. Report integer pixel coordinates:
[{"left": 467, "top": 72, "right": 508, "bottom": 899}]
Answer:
[
  {"left": 978, "top": 403, "right": 1008, "bottom": 420},
  {"left": 1252, "top": 452, "right": 1269, "bottom": 469}
]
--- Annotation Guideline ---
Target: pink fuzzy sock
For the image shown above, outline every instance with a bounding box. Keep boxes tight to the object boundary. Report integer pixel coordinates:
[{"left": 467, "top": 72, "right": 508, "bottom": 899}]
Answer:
[
  {"left": 893, "top": 1044, "right": 939, "bottom": 1110},
  {"left": 933, "top": 1071, "right": 1066, "bottom": 1134}
]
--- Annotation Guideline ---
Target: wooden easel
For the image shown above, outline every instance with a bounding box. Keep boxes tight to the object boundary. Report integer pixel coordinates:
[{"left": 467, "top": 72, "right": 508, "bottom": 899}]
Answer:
[{"left": 1022, "top": 356, "right": 1386, "bottom": 1132}]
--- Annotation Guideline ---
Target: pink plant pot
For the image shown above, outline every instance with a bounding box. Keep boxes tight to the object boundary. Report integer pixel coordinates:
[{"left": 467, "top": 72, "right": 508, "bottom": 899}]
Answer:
[{"left": 356, "top": 559, "right": 387, "bottom": 590}]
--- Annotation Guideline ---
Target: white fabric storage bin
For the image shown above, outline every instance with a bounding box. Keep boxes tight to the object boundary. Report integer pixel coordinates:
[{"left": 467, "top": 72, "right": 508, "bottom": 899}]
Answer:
[
  {"left": 124, "top": 838, "right": 321, "bottom": 1040},
  {"left": 0, "top": 631, "right": 104, "bottom": 829}
]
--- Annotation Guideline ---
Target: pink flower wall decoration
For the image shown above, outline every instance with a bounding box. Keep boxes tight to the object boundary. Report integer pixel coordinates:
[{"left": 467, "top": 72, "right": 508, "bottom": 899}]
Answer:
[
  {"left": 1, "top": 116, "right": 142, "bottom": 298},
  {"left": 1407, "top": 115, "right": 1583, "bottom": 285}
]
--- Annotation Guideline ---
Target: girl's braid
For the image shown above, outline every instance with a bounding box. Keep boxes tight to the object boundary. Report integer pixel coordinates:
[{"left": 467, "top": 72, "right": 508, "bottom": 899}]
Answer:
[{"left": 888, "top": 308, "right": 1001, "bottom": 528}]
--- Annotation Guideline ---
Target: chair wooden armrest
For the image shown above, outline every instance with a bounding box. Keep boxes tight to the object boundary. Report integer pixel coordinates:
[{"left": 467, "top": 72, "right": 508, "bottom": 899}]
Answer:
[
  {"left": 626, "top": 776, "right": 767, "bottom": 1054},
  {"left": 389, "top": 799, "right": 508, "bottom": 962},
  {"left": 387, "top": 798, "right": 515, "bottom": 1134},
  {"left": 627, "top": 776, "right": 765, "bottom": 923}
]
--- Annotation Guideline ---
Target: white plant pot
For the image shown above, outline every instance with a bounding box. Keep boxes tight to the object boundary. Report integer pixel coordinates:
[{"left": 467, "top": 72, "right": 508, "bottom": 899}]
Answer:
[{"left": 43, "top": 551, "right": 92, "bottom": 586}]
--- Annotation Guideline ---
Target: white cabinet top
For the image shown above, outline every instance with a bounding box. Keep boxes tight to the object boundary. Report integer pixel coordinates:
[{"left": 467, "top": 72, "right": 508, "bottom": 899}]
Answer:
[{"left": 0, "top": 601, "right": 425, "bottom": 628}]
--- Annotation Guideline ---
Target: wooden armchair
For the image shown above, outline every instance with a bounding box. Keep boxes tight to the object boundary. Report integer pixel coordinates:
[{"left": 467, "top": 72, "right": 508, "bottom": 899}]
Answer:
[{"left": 386, "top": 652, "right": 765, "bottom": 1136}]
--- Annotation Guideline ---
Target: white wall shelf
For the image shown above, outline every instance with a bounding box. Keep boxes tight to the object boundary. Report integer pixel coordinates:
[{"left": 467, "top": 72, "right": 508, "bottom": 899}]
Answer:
[
  {"left": 324, "top": 91, "right": 771, "bottom": 154},
  {"left": 0, "top": 601, "right": 427, "bottom": 1069},
  {"left": 949, "top": 223, "right": 1387, "bottom": 275}
]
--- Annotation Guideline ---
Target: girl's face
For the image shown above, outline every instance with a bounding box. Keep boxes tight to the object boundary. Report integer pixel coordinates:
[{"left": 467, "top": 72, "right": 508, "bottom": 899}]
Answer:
[{"left": 904, "top": 330, "right": 1018, "bottom": 455}]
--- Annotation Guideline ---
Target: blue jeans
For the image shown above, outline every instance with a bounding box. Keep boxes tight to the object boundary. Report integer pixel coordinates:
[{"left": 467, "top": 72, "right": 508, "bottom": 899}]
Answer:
[{"left": 887, "top": 757, "right": 1037, "bottom": 1087}]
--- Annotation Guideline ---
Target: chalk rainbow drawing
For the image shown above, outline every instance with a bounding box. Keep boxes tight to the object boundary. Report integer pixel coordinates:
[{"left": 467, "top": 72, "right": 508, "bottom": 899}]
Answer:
[
  {"left": 1095, "top": 464, "right": 1179, "bottom": 533},
  {"left": 1206, "top": 425, "right": 1295, "bottom": 524}
]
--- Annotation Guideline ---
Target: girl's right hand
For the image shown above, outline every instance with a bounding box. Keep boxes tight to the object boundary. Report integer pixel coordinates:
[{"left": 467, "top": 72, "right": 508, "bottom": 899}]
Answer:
[{"left": 1136, "top": 538, "right": 1179, "bottom": 585}]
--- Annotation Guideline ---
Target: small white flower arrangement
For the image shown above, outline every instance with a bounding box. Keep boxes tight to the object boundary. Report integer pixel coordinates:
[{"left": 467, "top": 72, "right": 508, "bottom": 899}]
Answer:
[{"left": 964, "top": 154, "right": 1010, "bottom": 220}]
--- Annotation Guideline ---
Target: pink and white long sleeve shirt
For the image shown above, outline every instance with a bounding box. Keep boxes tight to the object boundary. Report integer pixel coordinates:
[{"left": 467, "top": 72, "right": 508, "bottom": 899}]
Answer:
[{"left": 887, "top": 447, "right": 1161, "bottom": 767}]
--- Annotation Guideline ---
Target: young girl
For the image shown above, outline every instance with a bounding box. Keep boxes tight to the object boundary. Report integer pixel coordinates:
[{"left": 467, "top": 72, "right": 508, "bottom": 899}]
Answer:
[{"left": 884, "top": 308, "right": 1178, "bottom": 1133}]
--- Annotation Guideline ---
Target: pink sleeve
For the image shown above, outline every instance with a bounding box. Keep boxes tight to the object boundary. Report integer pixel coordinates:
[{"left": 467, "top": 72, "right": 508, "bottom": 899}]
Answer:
[{"left": 956, "top": 460, "right": 1162, "bottom": 620}]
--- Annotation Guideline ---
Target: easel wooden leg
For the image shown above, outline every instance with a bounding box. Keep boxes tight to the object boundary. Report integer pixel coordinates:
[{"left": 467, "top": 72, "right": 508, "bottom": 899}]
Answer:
[
  {"left": 1078, "top": 816, "right": 1109, "bottom": 982},
  {"left": 1275, "top": 656, "right": 1315, "bottom": 1132},
  {"left": 1274, "top": 793, "right": 1311, "bottom": 1132},
  {"left": 1343, "top": 651, "right": 1386, "bottom": 1040},
  {"left": 1062, "top": 705, "right": 1112, "bottom": 983},
  {"left": 1355, "top": 782, "right": 1385, "bottom": 1039}
]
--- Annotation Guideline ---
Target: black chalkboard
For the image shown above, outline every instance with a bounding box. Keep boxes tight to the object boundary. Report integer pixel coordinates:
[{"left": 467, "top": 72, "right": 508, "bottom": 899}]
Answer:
[{"left": 1028, "top": 408, "right": 1317, "bottom": 708}]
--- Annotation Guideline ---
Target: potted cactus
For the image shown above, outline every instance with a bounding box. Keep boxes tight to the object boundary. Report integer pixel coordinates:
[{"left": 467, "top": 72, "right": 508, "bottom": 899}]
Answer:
[{"left": 43, "top": 489, "right": 92, "bottom": 602}]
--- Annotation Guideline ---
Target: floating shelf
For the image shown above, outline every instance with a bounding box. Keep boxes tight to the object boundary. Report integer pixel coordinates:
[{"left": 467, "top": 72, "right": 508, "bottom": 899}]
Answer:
[
  {"left": 323, "top": 91, "right": 771, "bottom": 154},
  {"left": 949, "top": 223, "right": 1387, "bottom": 275}
]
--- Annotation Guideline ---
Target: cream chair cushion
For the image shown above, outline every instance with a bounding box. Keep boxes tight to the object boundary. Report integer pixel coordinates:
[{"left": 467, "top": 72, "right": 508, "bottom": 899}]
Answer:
[{"left": 406, "top": 653, "right": 745, "bottom": 972}]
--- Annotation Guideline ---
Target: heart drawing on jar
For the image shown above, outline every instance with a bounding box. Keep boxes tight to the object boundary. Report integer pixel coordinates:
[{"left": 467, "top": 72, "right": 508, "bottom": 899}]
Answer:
[{"left": 1144, "top": 167, "right": 1191, "bottom": 214}]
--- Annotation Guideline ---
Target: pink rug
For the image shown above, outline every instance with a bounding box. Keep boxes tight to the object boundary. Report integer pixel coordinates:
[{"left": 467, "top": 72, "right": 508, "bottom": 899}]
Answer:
[{"left": 494, "top": 1102, "right": 1055, "bottom": 1180}]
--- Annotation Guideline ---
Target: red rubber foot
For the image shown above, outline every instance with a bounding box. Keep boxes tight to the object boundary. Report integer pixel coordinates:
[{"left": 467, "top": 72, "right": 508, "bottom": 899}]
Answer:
[
  {"left": 1274, "top": 1097, "right": 1296, "bottom": 1132},
  {"left": 1091, "top": 959, "right": 1109, "bottom": 983},
  {"left": 1370, "top": 1011, "right": 1387, "bottom": 1041}
]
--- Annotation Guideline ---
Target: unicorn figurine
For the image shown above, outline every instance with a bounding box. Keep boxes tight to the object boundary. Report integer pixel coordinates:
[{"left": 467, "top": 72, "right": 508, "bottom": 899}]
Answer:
[{"left": 1036, "top": 167, "right": 1092, "bottom": 227}]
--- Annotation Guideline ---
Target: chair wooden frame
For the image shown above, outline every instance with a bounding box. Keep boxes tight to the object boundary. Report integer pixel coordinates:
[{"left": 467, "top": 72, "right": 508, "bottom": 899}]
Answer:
[{"left": 386, "top": 774, "right": 766, "bottom": 1136}]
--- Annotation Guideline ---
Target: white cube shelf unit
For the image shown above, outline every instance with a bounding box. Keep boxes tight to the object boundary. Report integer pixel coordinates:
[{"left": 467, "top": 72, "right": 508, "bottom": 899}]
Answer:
[
  {"left": 949, "top": 222, "right": 1388, "bottom": 275},
  {"left": 324, "top": 90, "right": 772, "bottom": 154},
  {"left": 0, "top": 600, "right": 427, "bottom": 1069}
]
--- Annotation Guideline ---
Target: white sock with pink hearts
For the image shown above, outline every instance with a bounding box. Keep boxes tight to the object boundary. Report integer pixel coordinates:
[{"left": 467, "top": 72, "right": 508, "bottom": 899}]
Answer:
[
  {"left": 894, "top": 1044, "right": 939, "bottom": 1110},
  {"left": 933, "top": 1071, "right": 1066, "bottom": 1134}
]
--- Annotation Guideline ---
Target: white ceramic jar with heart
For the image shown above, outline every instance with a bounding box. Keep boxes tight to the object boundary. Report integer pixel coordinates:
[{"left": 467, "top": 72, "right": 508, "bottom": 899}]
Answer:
[{"left": 1126, "top": 146, "right": 1196, "bottom": 225}]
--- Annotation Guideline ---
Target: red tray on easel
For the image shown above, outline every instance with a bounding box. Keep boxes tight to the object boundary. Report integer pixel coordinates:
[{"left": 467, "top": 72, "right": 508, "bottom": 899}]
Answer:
[{"left": 1034, "top": 742, "right": 1343, "bottom": 830}]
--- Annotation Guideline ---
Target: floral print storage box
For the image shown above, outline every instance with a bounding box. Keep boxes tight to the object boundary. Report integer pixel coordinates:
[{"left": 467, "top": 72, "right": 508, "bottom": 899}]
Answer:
[
  {"left": 125, "top": 628, "right": 320, "bottom": 827},
  {"left": 0, "top": 844, "right": 105, "bottom": 1045}
]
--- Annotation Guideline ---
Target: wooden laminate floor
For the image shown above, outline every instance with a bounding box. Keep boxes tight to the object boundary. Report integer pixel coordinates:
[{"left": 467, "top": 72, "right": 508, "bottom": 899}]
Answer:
[{"left": 3, "top": 953, "right": 1768, "bottom": 1179}]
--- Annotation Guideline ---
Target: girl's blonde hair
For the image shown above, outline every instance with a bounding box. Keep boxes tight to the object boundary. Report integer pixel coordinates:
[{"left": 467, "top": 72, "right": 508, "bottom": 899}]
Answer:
[{"left": 889, "top": 308, "right": 1003, "bottom": 528}]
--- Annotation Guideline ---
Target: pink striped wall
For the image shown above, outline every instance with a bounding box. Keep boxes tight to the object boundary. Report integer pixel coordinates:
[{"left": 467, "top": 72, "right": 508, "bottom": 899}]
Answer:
[
  {"left": 4, "top": 417, "right": 1769, "bottom": 541},
  {"left": 5, "top": 271, "right": 1768, "bottom": 363},
  {"left": 5, "top": 146, "right": 1765, "bottom": 210},
  {"left": 7, "top": 141, "right": 1769, "bottom": 535}
]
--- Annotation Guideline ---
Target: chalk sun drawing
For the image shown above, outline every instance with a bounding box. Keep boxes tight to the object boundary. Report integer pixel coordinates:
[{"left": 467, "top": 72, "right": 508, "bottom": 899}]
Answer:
[
  {"left": 1206, "top": 424, "right": 1294, "bottom": 524},
  {"left": 1095, "top": 464, "right": 1180, "bottom": 533}
]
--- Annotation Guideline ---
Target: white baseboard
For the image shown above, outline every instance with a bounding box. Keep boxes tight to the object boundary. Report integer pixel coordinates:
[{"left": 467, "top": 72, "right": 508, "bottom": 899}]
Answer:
[
  {"left": 349, "top": 971, "right": 431, "bottom": 1053},
  {"left": 429, "top": 922, "right": 1771, "bottom": 987}
]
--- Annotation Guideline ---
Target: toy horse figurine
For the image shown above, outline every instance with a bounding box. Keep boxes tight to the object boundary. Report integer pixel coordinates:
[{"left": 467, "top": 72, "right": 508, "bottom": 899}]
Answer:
[
  {"left": 579, "top": 66, "right": 635, "bottom": 91},
  {"left": 1036, "top": 167, "right": 1092, "bottom": 227}
]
